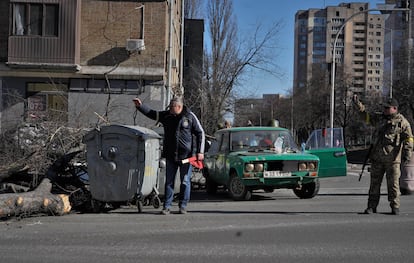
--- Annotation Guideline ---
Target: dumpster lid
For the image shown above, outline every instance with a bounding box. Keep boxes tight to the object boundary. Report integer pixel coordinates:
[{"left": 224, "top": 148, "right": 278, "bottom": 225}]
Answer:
[{"left": 82, "top": 124, "right": 161, "bottom": 143}]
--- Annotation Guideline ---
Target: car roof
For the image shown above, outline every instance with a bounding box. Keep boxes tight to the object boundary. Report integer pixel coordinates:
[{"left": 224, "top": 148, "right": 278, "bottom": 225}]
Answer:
[{"left": 217, "top": 126, "right": 288, "bottom": 133}]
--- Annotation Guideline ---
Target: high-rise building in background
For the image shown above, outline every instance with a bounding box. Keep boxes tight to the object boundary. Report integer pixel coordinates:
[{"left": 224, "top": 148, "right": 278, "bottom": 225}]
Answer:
[
  {"left": 294, "top": 1, "right": 413, "bottom": 102},
  {"left": 294, "top": 2, "right": 385, "bottom": 100},
  {"left": 384, "top": 0, "right": 413, "bottom": 99}
]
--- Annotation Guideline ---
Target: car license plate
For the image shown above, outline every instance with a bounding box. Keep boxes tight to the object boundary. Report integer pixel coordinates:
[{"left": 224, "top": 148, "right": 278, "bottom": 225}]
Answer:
[{"left": 263, "top": 171, "right": 292, "bottom": 178}]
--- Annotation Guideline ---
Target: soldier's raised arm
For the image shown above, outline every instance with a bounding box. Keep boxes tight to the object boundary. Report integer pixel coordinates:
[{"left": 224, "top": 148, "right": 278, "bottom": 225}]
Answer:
[{"left": 352, "top": 94, "right": 365, "bottom": 112}]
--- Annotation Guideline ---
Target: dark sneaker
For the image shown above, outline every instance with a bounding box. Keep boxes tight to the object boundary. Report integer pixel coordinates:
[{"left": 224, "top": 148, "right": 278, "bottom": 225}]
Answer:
[
  {"left": 179, "top": 207, "right": 187, "bottom": 214},
  {"left": 160, "top": 208, "right": 170, "bottom": 215},
  {"left": 363, "top": 207, "right": 377, "bottom": 214},
  {"left": 391, "top": 208, "right": 400, "bottom": 215}
]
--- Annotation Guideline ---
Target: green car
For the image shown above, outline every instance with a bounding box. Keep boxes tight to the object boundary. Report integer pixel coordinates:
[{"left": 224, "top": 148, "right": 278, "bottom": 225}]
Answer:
[{"left": 203, "top": 127, "right": 347, "bottom": 200}]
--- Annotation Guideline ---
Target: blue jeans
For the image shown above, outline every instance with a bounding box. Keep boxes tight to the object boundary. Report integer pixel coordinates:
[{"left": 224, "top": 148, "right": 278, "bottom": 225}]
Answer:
[{"left": 164, "top": 159, "right": 192, "bottom": 209}]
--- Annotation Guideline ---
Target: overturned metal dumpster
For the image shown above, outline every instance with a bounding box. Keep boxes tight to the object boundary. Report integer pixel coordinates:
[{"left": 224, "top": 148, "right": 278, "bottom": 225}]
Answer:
[{"left": 82, "top": 124, "right": 162, "bottom": 212}]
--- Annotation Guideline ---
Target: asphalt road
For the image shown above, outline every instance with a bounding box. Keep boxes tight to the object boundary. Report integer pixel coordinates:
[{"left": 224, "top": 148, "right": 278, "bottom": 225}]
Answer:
[{"left": 1, "top": 165, "right": 413, "bottom": 263}]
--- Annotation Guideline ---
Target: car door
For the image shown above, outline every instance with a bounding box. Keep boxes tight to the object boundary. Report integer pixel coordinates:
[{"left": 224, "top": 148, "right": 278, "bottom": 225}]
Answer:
[
  {"left": 205, "top": 131, "right": 230, "bottom": 185},
  {"left": 305, "top": 128, "right": 347, "bottom": 178},
  {"left": 213, "top": 131, "right": 230, "bottom": 184}
]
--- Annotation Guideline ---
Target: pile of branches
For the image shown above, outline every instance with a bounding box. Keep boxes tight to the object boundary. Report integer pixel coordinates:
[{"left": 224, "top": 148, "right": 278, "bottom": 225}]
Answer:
[{"left": 0, "top": 122, "right": 95, "bottom": 219}]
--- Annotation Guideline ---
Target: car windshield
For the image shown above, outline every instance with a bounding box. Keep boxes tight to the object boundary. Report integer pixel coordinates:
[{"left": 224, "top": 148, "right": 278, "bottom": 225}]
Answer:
[{"left": 230, "top": 130, "right": 299, "bottom": 153}]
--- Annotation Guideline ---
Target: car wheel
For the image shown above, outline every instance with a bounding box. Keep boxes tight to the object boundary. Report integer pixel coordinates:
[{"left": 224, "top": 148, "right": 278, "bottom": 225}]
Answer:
[
  {"left": 206, "top": 177, "right": 218, "bottom": 194},
  {"left": 293, "top": 178, "right": 320, "bottom": 199},
  {"left": 228, "top": 173, "right": 251, "bottom": 201},
  {"left": 203, "top": 168, "right": 218, "bottom": 194}
]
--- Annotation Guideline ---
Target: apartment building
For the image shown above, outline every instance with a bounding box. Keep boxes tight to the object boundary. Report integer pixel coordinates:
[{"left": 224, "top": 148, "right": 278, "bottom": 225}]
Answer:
[
  {"left": 384, "top": 0, "right": 413, "bottom": 97},
  {"left": 293, "top": 2, "right": 386, "bottom": 100},
  {"left": 0, "top": 0, "right": 184, "bottom": 132},
  {"left": 183, "top": 18, "right": 204, "bottom": 118}
]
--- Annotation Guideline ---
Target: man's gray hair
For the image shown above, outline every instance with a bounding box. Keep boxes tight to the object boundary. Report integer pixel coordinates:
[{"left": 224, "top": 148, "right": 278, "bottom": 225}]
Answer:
[{"left": 170, "top": 96, "right": 183, "bottom": 105}]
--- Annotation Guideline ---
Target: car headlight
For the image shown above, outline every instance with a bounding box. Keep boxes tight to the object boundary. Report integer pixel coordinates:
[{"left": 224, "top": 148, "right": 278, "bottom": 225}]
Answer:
[
  {"left": 298, "top": 162, "right": 307, "bottom": 171},
  {"left": 298, "top": 162, "right": 317, "bottom": 171},
  {"left": 245, "top": 163, "right": 254, "bottom": 172},
  {"left": 254, "top": 163, "right": 264, "bottom": 172},
  {"left": 308, "top": 162, "right": 316, "bottom": 171}
]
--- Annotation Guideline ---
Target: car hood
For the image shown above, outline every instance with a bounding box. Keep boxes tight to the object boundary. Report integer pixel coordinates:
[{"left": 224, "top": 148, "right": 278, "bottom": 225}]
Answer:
[{"left": 229, "top": 150, "right": 319, "bottom": 162}]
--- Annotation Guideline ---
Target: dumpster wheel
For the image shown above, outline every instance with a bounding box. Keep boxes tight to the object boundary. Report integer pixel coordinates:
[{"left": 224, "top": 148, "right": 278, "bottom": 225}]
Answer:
[
  {"left": 136, "top": 199, "right": 143, "bottom": 213},
  {"left": 152, "top": 195, "right": 161, "bottom": 209}
]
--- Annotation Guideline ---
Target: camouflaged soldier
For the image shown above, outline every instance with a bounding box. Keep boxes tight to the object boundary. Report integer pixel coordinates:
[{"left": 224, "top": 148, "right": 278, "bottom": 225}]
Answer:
[{"left": 353, "top": 96, "right": 414, "bottom": 215}]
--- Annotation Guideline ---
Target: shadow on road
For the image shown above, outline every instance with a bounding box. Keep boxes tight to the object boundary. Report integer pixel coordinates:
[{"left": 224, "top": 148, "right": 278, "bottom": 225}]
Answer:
[{"left": 187, "top": 209, "right": 361, "bottom": 215}]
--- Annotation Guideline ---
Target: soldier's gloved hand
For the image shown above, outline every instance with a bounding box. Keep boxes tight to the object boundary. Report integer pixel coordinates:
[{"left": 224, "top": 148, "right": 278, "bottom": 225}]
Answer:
[{"left": 352, "top": 94, "right": 358, "bottom": 103}]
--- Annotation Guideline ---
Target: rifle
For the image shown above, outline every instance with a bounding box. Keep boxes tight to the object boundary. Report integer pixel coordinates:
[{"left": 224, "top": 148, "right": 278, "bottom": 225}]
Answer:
[{"left": 359, "top": 144, "right": 373, "bottom": 181}]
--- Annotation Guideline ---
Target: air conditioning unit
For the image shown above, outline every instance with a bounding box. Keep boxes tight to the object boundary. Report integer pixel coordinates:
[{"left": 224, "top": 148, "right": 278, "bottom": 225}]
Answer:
[{"left": 126, "top": 39, "right": 145, "bottom": 51}]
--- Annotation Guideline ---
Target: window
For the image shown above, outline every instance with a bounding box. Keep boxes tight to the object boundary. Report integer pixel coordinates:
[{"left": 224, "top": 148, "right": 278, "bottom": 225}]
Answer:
[
  {"left": 27, "top": 83, "right": 68, "bottom": 121},
  {"left": 219, "top": 133, "right": 230, "bottom": 152},
  {"left": 12, "top": 3, "right": 59, "bottom": 36}
]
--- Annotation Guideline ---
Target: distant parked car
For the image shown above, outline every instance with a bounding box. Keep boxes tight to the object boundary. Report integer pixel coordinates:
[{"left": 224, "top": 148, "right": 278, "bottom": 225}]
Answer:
[{"left": 203, "top": 126, "right": 347, "bottom": 200}]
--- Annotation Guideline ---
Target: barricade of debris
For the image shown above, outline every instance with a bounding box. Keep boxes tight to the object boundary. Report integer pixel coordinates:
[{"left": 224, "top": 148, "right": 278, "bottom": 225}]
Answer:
[{"left": 0, "top": 122, "right": 94, "bottom": 219}]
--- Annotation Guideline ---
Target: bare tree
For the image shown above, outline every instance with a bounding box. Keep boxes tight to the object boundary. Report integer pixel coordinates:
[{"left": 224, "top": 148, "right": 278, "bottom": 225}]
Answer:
[
  {"left": 200, "top": 0, "right": 283, "bottom": 135},
  {"left": 184, "top": 0, "right": 203, "bottom": 18}
]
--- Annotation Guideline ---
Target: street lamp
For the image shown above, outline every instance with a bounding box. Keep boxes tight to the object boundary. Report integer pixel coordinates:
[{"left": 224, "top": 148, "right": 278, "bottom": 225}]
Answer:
[
  {"left": 250, "top": 103, "right": 262, "bottom": 126},
  {"left": 330, "top": 7, "right": 409, "bottom": 133},
  {"left": 383, "top": 26, "right": 394, "bottom": 99},
  {"left": 389, "top": 27, "right": 393, "bottom": 99}
]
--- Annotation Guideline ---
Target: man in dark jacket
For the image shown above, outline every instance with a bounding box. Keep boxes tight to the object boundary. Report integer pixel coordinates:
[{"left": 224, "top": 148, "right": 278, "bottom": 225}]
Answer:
[{"left": 133, "top": 96, "right": 205, "bottom": 215}]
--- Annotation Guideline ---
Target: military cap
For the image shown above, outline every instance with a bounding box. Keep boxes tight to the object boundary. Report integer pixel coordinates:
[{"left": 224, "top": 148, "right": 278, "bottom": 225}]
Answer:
[{"left": 383, "top": 98, "right": 399, "bottom": 108}]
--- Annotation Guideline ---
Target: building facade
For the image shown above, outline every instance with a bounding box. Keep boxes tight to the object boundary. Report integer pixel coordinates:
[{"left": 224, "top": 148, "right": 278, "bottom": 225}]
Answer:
[
  {"left": 294, "top": 2, "right": 386, "bottom": 101},
  {"left": 0, "top": 0, "right": 184, "bottom": 132},
  {"left": 183, "top": 18, "right": 204, "bottom": 118},
  {"left": 384, "top": 0, "right": 413, "bottom": 99}
]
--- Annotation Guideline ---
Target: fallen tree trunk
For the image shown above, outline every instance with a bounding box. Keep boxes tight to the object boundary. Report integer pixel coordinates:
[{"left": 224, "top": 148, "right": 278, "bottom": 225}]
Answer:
[{"left": 0, "top": 178, "right": 71, "bottom": 219}]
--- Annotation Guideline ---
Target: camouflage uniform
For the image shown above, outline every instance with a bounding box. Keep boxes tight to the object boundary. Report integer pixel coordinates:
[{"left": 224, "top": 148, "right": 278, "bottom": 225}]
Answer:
[{"left": 354, "top": 97, "right": 414, "bottom": 213}]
